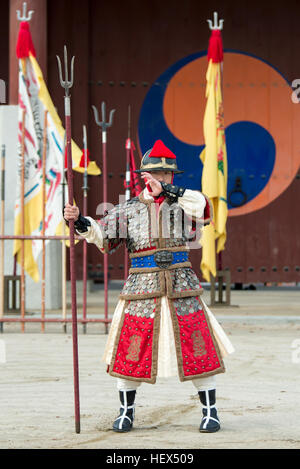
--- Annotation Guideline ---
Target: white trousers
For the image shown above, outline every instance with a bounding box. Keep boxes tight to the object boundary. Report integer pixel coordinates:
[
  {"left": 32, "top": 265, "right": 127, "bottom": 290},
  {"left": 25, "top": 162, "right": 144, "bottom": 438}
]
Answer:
[{"left": 116, "top": 375, "right": 216, "bottom": 392}]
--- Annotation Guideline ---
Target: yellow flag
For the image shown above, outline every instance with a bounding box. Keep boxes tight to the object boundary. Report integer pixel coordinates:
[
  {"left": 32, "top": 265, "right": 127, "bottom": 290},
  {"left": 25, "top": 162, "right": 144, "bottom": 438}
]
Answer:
[{"left": 200, "top": 57, "right": 228, "bottom": 282}]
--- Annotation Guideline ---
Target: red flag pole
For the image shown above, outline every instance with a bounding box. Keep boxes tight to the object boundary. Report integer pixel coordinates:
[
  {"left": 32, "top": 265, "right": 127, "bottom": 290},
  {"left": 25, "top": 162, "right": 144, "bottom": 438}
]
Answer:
[
  {"left": 124, "top": 105, "right": 131, "bottom": 279},
  {"left": 56, "top": 46, "right": 80, "bottom": 434},
  {"left": 61, "top": 132, "right": 67, "bottom": 333},
  {"left": 20, "top": 108, "right": 26, "bottom": 333},
  {"left": 92, "top": 102, "right": 115, "bottom": 335},
  {"left": 16, "top": 3, "right": 35, "bottom": 332},
  {"left": 82, "top": 125, "right": 89, "bottom": 334}
]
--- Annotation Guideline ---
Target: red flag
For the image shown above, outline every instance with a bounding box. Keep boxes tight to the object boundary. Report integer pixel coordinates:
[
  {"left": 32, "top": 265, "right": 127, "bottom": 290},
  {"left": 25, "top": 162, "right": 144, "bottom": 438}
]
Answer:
[
  {"left": 79, "top": 148, "right": 91, "bottom": 169},
  {"left": 65, "top": 147, "right": 91, "bottom": 170}
]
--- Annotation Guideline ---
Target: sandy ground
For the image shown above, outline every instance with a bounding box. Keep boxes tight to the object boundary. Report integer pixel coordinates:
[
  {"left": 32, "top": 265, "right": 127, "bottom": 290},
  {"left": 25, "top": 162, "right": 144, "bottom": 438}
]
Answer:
[{"left": 0, "top": 287, "right": 300, "bottom": 449}]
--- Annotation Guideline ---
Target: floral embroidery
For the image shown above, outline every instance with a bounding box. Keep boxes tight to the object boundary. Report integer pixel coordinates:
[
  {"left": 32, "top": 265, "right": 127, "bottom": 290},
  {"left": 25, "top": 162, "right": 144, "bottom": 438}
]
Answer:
[
  {"left": 126, "top": 334, "right": 142, "bottom": 362},
  {"left": 191, "top": 330, "right": 206, "bottom": 357}
]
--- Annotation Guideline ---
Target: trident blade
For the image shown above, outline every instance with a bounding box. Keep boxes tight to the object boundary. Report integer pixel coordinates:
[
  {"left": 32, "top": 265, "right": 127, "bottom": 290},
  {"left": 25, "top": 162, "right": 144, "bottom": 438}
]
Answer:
[
  {"left": 56, "top": 46, "right": 75, "bottom": 95},
  {"left": 92, "top": 101, "right": 116, "bottom": 131},
  {"left": 107, "top": 109, "right": 116, "bottom": 128},
  {"left": 64, "top": 46, "right": 69, "bottom": 84},
  {"left": 91, "top": 105, "right": 101, "bottom": 126}
]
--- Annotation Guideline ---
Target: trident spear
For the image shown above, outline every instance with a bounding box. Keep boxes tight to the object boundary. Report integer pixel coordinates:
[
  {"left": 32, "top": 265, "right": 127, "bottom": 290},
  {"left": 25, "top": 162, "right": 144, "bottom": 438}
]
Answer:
[
  {"left": 92, "top": 102, "right": 115, "bottom": 334},
  {"left": 56, "top": 46, "right": 80, "bottom": 434}
]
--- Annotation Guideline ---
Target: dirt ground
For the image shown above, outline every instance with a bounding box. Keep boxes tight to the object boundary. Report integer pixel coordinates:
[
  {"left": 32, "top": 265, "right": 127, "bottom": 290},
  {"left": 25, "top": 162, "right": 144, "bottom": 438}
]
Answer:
[{"left": 0, "top": 287, "right": 300, "bottom": 449}]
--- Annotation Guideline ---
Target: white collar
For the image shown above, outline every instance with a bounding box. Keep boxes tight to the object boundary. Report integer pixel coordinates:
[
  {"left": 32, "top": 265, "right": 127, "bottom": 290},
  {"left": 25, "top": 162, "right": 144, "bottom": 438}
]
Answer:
[{"left": 143, "top": 187, "right": 154, "bottom": 200}]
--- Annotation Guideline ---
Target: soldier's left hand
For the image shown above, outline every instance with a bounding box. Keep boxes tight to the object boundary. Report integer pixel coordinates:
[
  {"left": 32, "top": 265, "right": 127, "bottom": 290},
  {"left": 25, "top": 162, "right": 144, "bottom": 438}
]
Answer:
[{"left": 141, "top": 172, "right": 162, "bottom": 196}]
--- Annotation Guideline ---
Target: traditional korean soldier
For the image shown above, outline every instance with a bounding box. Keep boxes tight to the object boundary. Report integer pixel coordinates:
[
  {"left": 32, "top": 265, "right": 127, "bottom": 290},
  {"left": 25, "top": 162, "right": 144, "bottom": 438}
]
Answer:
[{"left": 64, "top": 139, "right": 234, "bottom": 434}]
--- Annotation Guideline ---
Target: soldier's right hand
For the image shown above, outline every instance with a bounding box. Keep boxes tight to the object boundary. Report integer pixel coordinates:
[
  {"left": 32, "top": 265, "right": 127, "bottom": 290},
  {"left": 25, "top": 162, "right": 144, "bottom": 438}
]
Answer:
[{"left": 64, "top": 203, "right": 80, "bottom": 222}]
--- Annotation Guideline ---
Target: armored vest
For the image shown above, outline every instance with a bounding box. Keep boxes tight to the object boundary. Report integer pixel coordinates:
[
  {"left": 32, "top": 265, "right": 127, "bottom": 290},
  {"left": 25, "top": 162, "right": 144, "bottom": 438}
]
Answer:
[{"left": 100, "top": 191, "right": 224, "bottom": 383}]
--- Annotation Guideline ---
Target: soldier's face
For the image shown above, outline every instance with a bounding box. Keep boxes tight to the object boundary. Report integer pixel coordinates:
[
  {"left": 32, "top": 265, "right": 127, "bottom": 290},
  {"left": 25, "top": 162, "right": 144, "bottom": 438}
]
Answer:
[{"left": 150, "top": 171, "right": 173, "bottom": 184}]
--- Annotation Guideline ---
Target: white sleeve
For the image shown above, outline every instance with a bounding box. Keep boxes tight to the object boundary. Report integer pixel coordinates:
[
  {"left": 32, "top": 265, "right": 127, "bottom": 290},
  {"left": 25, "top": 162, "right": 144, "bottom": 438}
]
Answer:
[
  {"left": 76, "top": 216, "right": 105, "bottom": 252},
  {"left": 177, "top": 189, "right": 207, "bottom": 220}
]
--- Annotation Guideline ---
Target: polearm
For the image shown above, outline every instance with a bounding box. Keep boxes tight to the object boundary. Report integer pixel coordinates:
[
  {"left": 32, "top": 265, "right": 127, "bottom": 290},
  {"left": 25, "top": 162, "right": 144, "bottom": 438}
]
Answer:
[
  {"left": 124, "top": 105, "right": 131, "bottom": 279},
  {"left": 92, "top": 102, "right": 115, "bottom": 335},
  {"left": 82, "top": 125, "right": 89, "bottom": 334},
  {"left": 0, "top": 145, "right": 5, "bottom": 333},
  {"left": 61, "top": 132, "right": 67, "bottom": 333},
  {"left": 41, "top": 110, "right": 48, "bottom": 333},
  {"left": 20, "top": 108, "right": 26, "bottom": 332},
  {"left": 56, "top": 46, "right": 80, "bottom": 434}
]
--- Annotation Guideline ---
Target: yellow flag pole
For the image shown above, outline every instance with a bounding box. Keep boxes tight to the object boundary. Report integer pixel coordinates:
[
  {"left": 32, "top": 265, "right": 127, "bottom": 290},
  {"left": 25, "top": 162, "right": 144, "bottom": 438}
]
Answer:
[{"left": 20, "top": 108, "right": 26, "bottom": 332}]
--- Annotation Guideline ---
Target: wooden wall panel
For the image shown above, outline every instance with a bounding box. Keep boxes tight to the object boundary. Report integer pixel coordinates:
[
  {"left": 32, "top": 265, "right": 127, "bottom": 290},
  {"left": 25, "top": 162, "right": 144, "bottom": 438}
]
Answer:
[{"left": 46, "top": 0, "right": 300, "bottom": 283}]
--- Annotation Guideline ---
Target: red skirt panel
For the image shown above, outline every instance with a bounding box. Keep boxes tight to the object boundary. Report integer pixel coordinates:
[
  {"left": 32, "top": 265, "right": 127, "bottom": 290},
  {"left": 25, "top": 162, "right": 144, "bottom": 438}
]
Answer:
[{"left": 109, "top": 296, "right": 225, "bottom": 384}]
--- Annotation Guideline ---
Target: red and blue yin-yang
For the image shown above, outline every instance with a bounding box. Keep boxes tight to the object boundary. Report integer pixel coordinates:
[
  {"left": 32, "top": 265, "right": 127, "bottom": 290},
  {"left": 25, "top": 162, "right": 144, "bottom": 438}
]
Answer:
[{"left": 138, "top": 50, "right": 300, "bottom": 217}]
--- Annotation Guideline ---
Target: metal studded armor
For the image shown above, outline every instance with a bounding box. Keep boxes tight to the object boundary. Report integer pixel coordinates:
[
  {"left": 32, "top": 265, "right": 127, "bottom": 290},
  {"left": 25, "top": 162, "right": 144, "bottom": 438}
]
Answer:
[{"left": 83, "top": 189, "right": 225, "bottom": 384}]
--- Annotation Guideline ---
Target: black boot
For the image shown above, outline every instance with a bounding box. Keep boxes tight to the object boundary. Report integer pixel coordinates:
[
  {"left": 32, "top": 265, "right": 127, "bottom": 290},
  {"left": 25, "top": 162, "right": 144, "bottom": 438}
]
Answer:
[
  {"left": 112, "top": 390, "right": 136, "bottom": 433},
  {"left": 198, "top": 389, "right": 220, "bottom": 433}
]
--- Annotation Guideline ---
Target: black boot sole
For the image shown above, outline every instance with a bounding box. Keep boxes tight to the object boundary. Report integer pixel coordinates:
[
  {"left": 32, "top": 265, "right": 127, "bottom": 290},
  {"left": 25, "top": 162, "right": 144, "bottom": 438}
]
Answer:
[
  {"left": 199, "top": 425, "right": 220, "bottom": 433},
  {"left": 112, "top": 426, "right": 133, "bottom": 433}
]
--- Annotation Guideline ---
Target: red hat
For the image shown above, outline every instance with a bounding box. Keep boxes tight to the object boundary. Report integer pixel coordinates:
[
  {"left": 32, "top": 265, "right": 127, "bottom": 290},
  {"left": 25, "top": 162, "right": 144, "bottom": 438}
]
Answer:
[{"left": 134, "top": 140, "right": 184, "bottom": 173}]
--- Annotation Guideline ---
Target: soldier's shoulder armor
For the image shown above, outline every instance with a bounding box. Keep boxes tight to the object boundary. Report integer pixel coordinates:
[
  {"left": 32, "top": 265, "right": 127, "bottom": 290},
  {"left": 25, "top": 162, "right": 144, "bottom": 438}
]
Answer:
[
  {"left": 124, "top": 196, "right": 144, "bottom": 214},
  {"left": 105, "top": 197, "right": 140, "bottom": 215}
]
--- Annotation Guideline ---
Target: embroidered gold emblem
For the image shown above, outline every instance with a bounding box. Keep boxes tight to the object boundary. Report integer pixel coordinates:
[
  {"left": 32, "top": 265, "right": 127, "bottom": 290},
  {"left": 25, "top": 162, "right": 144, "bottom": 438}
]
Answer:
[
  {"left": 126, "top": 334, "right": 142, "bottom": 362},
  {"left": 191, "top": 330, "right": 206, "bottom": 357}
]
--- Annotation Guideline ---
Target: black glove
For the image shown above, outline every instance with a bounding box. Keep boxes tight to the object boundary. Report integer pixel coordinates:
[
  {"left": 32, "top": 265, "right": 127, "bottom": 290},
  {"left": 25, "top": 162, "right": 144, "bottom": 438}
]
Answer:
[
  {"left": 160, "top": 181, "right": 186, "bottom": 202},
  {"left": 74, "top": 213, "right": 91, "bottom": 233},
  {"left": 63, "top": 208, "right": 91, "bottom": 233}
]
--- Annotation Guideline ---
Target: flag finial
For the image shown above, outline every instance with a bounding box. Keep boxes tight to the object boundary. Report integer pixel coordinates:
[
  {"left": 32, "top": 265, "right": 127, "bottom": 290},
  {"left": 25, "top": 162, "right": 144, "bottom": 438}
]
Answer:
[
  {"left": 207, "top": 11, "right": 224, "bottom": 31},
  {"left": 17, "top": 2, "right": 34, "bottom": 22}
]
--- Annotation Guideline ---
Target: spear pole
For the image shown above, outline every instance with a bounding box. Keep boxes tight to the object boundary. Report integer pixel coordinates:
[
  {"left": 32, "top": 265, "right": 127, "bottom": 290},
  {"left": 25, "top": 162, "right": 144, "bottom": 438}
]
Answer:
[
  {"left": 0, "top": 145, "right": 5, "bottom": 333},
  {"left": 124, "top": 105, "right": 131, "bottom": 279},
  {"left": 92, "top": 102, "right": 115, "bottom": 335},
  {"left": 82, "top": 125, "right": 89, "bottom": 334},
  {"left": 57, "top": 46, "right": 80, "bottom": 434},
  {"left": 41, "top": 110, "right": 48, "bottom": 333},
  {"left": 61, "top": 132, "right": 67, "bottom": 333}
]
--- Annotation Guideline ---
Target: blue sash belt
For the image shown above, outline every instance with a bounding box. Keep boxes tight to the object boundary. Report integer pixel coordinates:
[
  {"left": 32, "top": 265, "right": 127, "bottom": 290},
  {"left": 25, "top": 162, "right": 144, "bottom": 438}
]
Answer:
[{"left": 131, "top": 250, "right": 189, "bottom": 269}]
